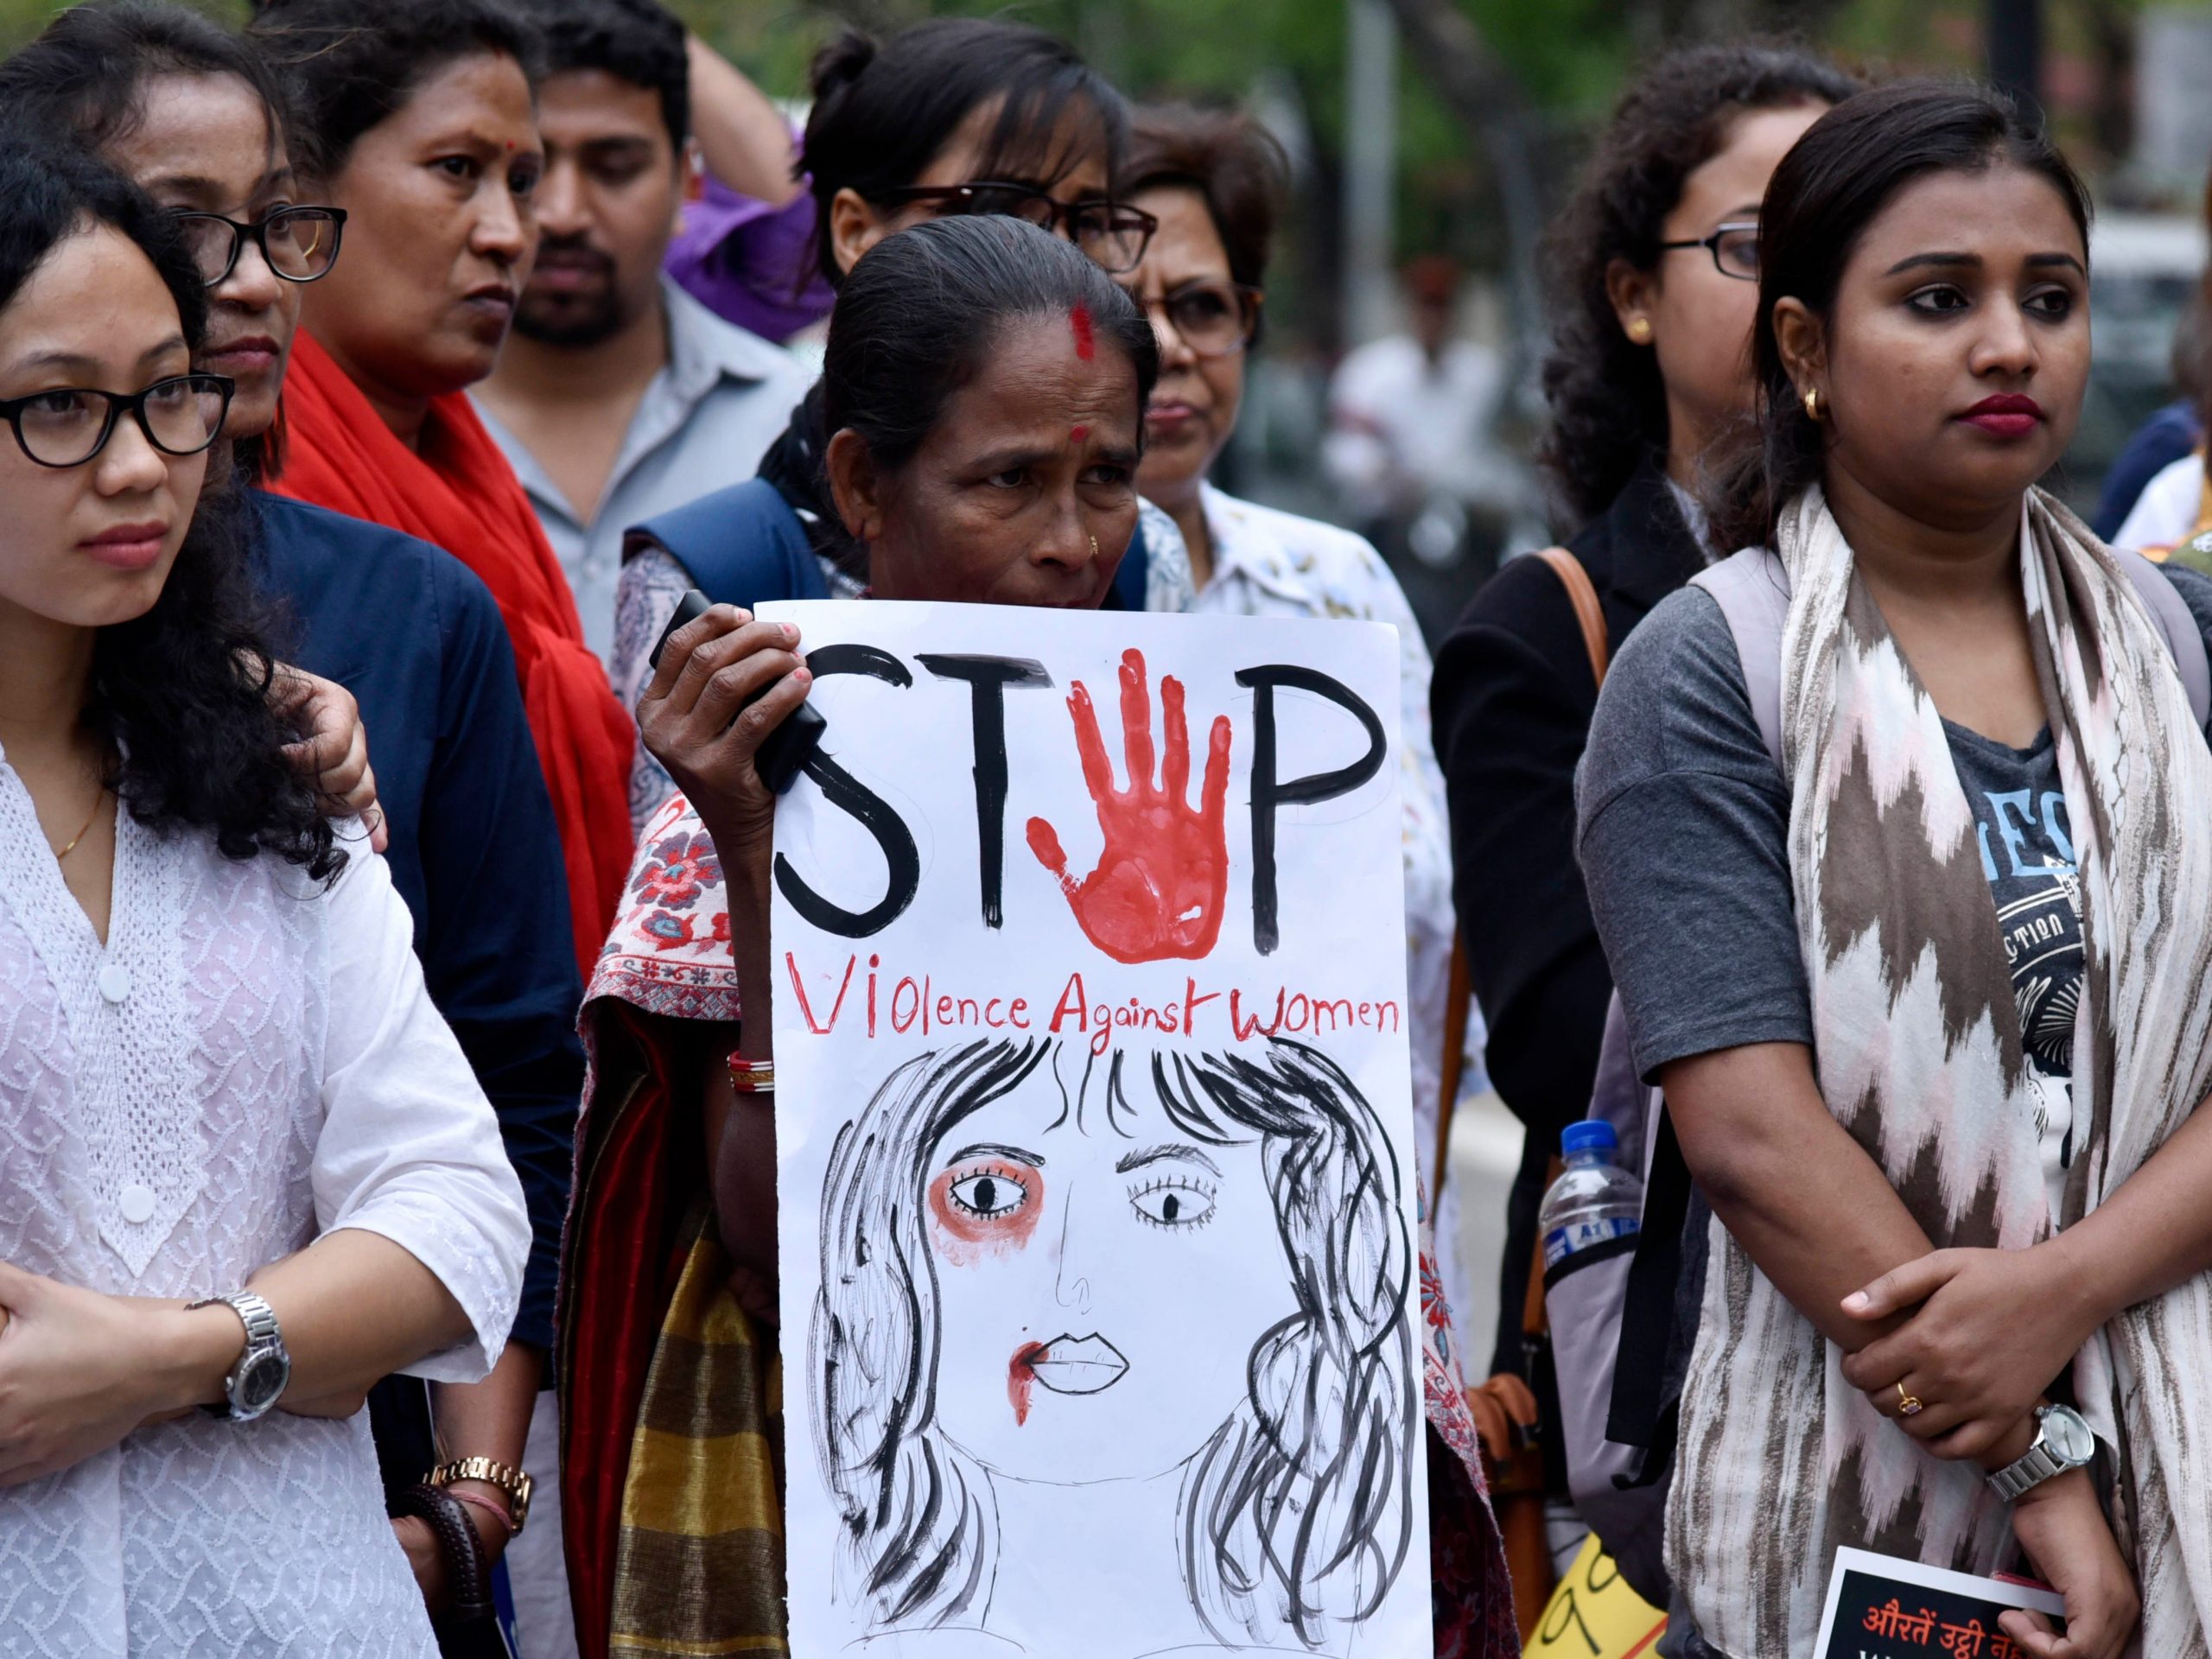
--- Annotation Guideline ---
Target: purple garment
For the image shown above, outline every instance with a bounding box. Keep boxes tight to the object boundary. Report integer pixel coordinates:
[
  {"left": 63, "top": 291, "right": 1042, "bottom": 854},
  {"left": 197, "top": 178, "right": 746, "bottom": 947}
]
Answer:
[{"left": 665, "top": 174, "right": 836, "bottom": 344}]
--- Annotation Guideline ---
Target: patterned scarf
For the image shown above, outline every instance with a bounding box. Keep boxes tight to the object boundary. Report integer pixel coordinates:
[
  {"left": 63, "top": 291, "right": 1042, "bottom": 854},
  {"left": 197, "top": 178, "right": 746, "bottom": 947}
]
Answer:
[{"left": 1668, "top": 487, "right": 2212, "bottom": 1656}]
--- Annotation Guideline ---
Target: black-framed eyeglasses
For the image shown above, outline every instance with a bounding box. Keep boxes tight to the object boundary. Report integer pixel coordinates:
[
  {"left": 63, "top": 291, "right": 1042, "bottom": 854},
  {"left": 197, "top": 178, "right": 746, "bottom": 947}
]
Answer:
[
  {"left": 875, "top": 181, "right": 1159, "bottom": 274},
  {"left": 1659, "top": 221, "right": 1759, "bottom": 281},
  {"left": 0, "top": 374, "right": 235, "bottom": 468},
  {"left": 1131, "top": 277, "right": 1264, "bottom": 359},
  {"left": 172, "top": 207, "right": 347, "bottom": 288}
]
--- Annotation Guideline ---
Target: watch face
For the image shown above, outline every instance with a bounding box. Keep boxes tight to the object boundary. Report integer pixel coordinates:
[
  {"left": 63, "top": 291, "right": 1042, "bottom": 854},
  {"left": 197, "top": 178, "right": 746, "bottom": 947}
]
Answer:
[
  {"left": 237, "top": 1350, "right": 289, "bottom": 1417},
  {"left": 2044, "top": 1406, "right": 2096, "bottom": 1466}
]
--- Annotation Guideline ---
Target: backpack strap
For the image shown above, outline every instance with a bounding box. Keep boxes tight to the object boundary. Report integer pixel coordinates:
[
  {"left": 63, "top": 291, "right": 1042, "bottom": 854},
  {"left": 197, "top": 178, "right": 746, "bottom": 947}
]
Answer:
[
  {"left": 622, "top": 476, "right": 829, "bottom": 606},
  {"left": 1693, "top": 545, "right": 2212, "bottom": 779},
  {"left": 1689, "top": 547, "right": 1794, "bottom": 776},
  {"left": 1532, "top": 546, "right": 1611, "bottom": 690},
  {"left": 2116, "top": 548, "right": 2212, "bottom": 729}
]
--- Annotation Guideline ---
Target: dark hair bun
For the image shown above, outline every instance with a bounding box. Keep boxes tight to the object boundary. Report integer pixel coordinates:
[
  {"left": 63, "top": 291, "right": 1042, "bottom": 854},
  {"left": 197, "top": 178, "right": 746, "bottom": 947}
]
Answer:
[{"left": 810, "top": 29, "right": 877, "bottom": 102}]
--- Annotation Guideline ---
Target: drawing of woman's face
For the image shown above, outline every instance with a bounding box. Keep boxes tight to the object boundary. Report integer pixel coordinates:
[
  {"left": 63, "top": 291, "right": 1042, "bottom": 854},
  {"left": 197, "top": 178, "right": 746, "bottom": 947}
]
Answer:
[{"left": 922, "top": 1052, "right": 1298, "bottom": 1484}]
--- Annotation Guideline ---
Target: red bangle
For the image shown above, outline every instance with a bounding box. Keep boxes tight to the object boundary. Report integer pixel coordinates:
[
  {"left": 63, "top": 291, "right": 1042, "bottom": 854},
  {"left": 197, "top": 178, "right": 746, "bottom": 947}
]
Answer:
[
  {"left": 446, "top": 1486, "right": 514, "bottom": 1541},
  {"left": 727, "top": 1053, "right": 775, "bottom": 1095}
]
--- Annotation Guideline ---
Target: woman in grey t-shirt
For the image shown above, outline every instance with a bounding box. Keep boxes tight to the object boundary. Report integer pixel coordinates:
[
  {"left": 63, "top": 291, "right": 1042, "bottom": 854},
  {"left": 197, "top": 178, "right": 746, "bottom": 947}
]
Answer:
[{"left": 1580, "top": 83, "right": 2212, "bottom": 1659}]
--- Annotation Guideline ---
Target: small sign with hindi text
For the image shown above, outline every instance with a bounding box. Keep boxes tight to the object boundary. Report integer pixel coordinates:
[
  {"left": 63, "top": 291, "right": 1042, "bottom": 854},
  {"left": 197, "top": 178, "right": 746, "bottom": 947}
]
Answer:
[{"left": 1815, "top": 1547, "right": 2068, "bottom": 1659}]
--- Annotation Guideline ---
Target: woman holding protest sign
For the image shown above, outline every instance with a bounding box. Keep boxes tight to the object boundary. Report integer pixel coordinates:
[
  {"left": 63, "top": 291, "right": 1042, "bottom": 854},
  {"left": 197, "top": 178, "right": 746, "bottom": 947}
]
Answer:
[
  {"left": 1580, "top": 82, "right": 2212, "bottom": 1658},
  {"left": 558, "top": 214, "right": 1515, "bottom": 1659}
]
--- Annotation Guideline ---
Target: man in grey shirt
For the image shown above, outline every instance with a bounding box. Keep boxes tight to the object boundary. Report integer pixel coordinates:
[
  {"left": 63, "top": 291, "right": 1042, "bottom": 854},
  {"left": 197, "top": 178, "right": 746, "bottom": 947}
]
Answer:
[{"left": 474, "top": 0, "right": 811, "bottom": 667}]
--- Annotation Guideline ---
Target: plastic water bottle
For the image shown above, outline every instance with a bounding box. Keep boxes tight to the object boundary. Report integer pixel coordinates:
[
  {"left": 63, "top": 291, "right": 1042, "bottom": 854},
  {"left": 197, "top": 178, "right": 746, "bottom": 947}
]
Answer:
[{"left": 1538, "top": 1121, "right": 1643, "bottom": 1270}]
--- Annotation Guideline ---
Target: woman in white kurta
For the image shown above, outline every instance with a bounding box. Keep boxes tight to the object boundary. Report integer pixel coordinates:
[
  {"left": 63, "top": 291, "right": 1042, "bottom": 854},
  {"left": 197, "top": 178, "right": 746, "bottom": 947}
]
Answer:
[
  {"left": 0, "top": 144, "right": 527, "bottom": 1655},
  {"left": 1119, "top": 108, "right": 1480, "bottom": 1348}
]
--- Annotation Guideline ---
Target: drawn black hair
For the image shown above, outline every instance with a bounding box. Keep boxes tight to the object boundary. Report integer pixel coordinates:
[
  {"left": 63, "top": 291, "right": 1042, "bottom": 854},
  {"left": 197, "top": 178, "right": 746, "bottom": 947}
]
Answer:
[
  {"left": 823, "top": 213, "right": 1159, "bottom": 481},
  {"left": 801, "top": 17, "right": 1128, "bottom": 289},
  {"left": 1704, "top": 79, "right": 2092, "bottom": 551},
  {"left": 810, "top": 1036, "right": 1414, "bottom": 1648},
  {"left": 1538, "top": 41, "right": 1858, "bottom": 524},
  {"left": 247, "top": 0, "right": 545, "bottom": 181}
]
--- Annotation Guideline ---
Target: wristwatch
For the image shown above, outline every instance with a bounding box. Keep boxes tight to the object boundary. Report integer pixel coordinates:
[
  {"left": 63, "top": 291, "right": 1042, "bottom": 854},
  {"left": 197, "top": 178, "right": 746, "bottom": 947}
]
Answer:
[
  {"left": 1986, "top": 1403, "right": 2096, "bottom": 1502},
  {"left": 186, "top": 1291, "right": 291, "bottom": 1422},
  {"left": 430, "top": 1456, "right": 535, "bottom": 1535}
]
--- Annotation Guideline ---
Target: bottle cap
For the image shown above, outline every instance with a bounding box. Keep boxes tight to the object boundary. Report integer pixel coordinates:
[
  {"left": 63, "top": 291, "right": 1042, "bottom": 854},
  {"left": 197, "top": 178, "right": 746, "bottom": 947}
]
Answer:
[{"left": 1560, "top": 1121, "right": 1619, "bottom": 1156}]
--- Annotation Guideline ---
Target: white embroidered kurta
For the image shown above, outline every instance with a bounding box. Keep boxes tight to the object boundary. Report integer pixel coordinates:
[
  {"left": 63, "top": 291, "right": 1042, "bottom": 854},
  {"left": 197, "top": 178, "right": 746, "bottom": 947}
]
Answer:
[
  {"left": 0, "top": 763, "right": 530, "bottom": 1657},
  {"left": 1182, "top": 484, "right": 1482, "bottom": 1179}
]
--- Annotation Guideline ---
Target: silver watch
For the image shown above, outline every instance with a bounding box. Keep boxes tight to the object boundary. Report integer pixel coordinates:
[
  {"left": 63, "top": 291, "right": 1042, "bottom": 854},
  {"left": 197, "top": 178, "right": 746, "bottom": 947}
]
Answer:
[
  {"left": 187, "top": 1291, "right": 291, "bottom": 1422},
  {"left": 1986, "top": 1403, "right": 2095, "bottom": 1502}
]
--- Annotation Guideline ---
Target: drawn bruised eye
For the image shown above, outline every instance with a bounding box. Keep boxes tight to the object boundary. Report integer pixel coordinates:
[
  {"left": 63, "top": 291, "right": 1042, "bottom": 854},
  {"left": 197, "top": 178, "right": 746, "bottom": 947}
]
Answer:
[
  {"left": 1128, "top": 1178, "right": 1216, "bottom": 1229},
  {"left": 949, "top": 1169, "right": 1030, "bottom": 1221}
]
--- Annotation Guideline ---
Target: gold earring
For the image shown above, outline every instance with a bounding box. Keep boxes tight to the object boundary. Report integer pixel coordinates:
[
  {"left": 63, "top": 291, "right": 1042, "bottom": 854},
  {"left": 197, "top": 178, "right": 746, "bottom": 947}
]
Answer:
[
  {"left": 1626, "top": 316, "right": 1653, "bottom": 344},
  {"left": 1802, "top": 386, "right": 1821, "bottom": 422}
]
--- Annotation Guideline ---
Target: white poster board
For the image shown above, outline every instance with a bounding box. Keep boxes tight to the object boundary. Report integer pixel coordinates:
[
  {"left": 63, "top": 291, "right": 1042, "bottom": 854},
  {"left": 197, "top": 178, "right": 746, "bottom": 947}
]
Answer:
[{"left": 762, "top": 600, "right": 1430, "bottom": 1658}]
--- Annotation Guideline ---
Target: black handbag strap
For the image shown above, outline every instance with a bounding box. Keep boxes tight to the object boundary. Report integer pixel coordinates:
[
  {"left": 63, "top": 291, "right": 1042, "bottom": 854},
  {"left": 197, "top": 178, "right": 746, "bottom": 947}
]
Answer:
[{"left": 1605, "top": 1103, "right": 1693, "bottom": 1449}]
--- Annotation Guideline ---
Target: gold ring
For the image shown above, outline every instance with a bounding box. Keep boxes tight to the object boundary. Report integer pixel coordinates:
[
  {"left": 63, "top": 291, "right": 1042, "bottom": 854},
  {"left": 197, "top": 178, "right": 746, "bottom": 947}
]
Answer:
[{"left": 1897, "top": 1382, "right": 1924, "bottom": 1418}]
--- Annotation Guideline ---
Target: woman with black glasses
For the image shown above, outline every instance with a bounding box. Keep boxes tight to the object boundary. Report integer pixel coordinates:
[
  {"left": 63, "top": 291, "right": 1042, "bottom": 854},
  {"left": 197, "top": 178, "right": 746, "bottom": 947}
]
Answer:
[
  {"left": 1426, "top": 41, "right": 1853, "bottom": 1592},
  {"left": 609, "top": 16, "right": 1197, "bottom": 827},
  {"left": 0, "top": 133, "right": 528, "bottom": 1658},
  {"left": 0, "top": 5, "right": 590, "bottom": 1642}
]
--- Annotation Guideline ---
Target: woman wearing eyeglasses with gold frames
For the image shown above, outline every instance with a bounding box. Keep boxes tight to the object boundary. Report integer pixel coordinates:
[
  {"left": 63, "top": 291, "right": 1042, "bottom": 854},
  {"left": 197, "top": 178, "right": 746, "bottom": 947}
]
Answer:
[{"left": 1116, "top": 100, "right": 1472, "bottom": 1348}]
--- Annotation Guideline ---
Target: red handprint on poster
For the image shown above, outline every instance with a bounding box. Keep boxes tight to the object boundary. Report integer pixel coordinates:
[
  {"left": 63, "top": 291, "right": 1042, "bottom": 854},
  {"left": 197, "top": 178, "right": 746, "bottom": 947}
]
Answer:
[{"left": 1026, "top": 648, "right": 1232, "bottom": 963}]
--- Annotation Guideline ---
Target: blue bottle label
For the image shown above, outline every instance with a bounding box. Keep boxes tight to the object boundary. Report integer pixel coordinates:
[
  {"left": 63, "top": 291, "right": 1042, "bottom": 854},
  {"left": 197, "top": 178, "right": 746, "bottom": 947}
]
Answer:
[{"left": 1542, "top": 1215, "right": 1641, "bottom": 1269}]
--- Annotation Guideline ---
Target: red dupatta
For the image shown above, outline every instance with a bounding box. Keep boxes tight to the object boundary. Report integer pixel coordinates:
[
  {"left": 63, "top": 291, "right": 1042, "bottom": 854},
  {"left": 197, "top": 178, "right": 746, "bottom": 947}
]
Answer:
[{"left": 270, "top": 331, "right": 634, "bottom": 974}]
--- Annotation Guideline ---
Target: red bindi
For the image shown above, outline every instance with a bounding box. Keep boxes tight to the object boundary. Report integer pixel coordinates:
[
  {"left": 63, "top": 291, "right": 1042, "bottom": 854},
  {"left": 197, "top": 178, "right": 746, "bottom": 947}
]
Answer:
[
  {"left": 1069, "top": 304, "right": 1096, "bottom": 361},
  {"left": 1069, "top": 425, "right": 1089, "bottom": 446}
]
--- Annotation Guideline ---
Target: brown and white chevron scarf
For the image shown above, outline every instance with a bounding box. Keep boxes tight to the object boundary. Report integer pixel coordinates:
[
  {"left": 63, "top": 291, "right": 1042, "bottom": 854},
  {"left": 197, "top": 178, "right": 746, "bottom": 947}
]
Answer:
[{"left": 1667, "top": 486, "right": 2212, "bottom": 1656}]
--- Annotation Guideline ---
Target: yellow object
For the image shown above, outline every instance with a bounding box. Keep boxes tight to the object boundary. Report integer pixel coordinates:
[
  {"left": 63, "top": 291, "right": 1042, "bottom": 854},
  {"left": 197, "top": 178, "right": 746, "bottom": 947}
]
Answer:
[{"left": 1524, "top": 1534, "right": 1669, "bottom": 1659}]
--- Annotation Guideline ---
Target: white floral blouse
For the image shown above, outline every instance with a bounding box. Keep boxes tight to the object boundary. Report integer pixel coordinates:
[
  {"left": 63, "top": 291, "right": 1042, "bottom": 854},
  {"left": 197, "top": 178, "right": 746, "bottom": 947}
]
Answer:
[{"left": 0, "top": 761, "right": 528, "bottom": 1657}]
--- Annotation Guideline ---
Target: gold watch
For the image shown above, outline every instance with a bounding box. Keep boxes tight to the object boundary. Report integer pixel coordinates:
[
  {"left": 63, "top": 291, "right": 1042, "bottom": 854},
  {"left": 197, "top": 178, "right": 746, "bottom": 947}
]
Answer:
[{"left": 429, "top": 1456, "right": 534, "bottom": 1534}]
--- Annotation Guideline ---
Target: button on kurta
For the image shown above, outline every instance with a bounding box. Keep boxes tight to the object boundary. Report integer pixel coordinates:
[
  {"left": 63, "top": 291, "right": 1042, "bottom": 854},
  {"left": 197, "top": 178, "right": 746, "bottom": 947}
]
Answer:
[
  {"left": 119, "top": 1183, "right": 156, "bottom": 1224},
  {"left": 98, "top": 963, "right": 130, "bottom": 1003}
]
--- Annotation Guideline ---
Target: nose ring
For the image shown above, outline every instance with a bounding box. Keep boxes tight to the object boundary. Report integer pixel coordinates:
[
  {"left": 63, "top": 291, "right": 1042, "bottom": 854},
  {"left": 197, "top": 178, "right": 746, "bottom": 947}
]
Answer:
[{"left": 1089, "top": 535, "right": 1098, "bottom": 559}]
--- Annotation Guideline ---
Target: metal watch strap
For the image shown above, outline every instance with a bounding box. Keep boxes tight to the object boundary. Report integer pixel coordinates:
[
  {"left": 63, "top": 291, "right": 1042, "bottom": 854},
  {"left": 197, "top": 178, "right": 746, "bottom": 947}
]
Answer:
[
  {"left": 430, "top": 1456, "right": 534, "bottom": 1534},
  {"left": 1989, "top": 1440, "right": 2064, "bottom": 1503},
  {"left": 186, "top": 1292, "right": 281, "bottom": 1420}
]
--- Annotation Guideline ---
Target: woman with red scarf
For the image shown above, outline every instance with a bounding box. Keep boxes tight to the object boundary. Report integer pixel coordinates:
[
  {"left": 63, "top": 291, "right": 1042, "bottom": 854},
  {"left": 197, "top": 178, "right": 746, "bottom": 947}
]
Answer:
[{"left": 250, "top": 0, "right": 633, "bottom": 974}]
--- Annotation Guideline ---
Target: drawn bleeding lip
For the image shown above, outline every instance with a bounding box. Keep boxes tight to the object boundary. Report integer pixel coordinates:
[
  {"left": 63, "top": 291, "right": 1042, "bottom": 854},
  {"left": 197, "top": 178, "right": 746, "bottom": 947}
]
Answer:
[
  {"left": 1958, "top": 392, "right": 2044, "bottom": 437},
  {"left": 1022, "top": 1332, "right": 1128, "bottom": 1395},
  {"left": 1008, "top": 1334, "right": 1128, "bottom": 1422}
]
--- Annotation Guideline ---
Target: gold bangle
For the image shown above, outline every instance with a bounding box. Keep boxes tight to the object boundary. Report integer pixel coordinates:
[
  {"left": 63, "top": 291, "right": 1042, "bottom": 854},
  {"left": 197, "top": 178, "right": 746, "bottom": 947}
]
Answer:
[{"left": 429, "top": 1456, "right": 534, "bottom": 1535}]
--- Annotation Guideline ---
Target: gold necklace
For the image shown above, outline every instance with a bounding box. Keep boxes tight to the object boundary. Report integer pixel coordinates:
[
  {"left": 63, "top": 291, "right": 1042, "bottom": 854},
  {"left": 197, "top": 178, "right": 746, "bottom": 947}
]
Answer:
[{"left": 52, "top": 788, "right": 106, "bottom": 862}]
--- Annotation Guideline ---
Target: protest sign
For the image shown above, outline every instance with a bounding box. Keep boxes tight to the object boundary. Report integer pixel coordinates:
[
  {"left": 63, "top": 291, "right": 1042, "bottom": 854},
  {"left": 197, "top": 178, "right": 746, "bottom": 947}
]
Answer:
[
  {"left": 762, "top": 599, "right": 1430, "bottom": 1657},
  {"left": 1813, "top": 1547, "right": 2068, "bottom": 1659}
]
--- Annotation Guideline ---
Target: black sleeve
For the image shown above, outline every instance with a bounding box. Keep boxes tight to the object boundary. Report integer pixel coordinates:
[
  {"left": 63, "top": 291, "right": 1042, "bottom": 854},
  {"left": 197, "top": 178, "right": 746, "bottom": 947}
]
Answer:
[
  {"left": 1575, "top": 588, "right": 1811, "bottom": 1082},
  {"left": 419, "top": 563, "right": 585, "bottom": 1357},
  {"left": 1431, "top": 556, "right": 1616, "bottom": 1144}
]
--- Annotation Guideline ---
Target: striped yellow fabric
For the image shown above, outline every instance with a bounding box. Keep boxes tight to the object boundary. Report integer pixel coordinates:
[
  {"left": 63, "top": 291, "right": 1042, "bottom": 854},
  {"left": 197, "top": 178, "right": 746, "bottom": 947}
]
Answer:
[{"left": 607, "top": 1208, "right": 787, "bottom": 1659}]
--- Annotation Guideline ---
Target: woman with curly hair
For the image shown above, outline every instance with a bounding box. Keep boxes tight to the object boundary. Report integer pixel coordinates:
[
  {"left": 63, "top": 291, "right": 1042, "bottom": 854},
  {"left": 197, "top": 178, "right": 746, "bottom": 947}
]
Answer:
[
  {"left": 0, "top": 137, "right": 527, "bottom": 1655},
  {"left": 1427, "top": 41, "right": 1855, "bottom": 1473}
]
